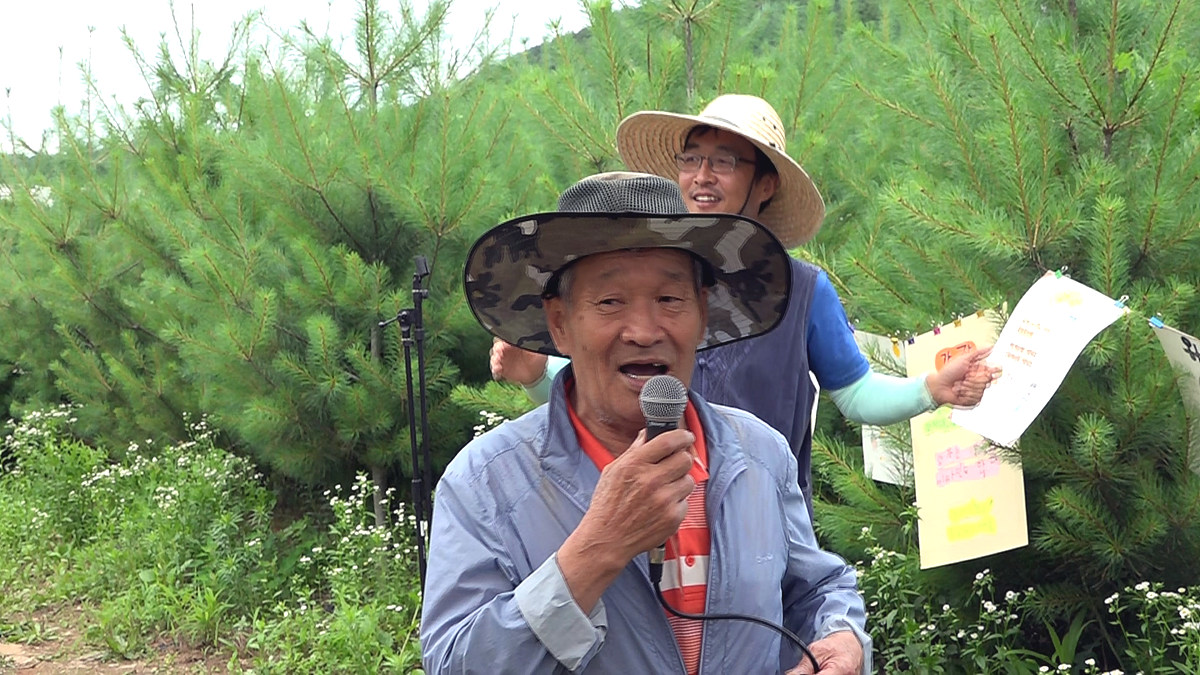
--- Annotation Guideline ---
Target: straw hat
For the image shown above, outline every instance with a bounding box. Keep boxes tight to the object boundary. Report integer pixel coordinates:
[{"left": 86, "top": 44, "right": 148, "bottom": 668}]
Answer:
[
  {"left": 616, "top": 94, "right": 825, "bottom": 248},
  {"left": 463, "top": 172, "right": 792, "bottom": 356}
]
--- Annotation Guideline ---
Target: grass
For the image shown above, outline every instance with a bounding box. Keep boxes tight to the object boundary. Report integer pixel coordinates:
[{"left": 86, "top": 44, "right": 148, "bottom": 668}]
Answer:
[{"left": 0, "top": 406, "right": 425, "bottom": 673}]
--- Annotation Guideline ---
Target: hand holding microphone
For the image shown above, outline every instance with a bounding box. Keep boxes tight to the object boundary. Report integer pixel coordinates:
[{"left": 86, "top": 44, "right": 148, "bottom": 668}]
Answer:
[
  {"left": 556, "top": 374, "right": 693, "bottom": 615},
  {"left": 570, "top": 375, "right": 824, "bottom": 672},
  {"left": 564, "top": 375, "right": 694, "bottom": 564}
]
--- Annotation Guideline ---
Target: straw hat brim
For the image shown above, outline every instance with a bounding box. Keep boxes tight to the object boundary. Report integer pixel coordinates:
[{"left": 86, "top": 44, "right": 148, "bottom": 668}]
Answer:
[{"left": 617, "top": 111, "right": 825, "bottom": 248}]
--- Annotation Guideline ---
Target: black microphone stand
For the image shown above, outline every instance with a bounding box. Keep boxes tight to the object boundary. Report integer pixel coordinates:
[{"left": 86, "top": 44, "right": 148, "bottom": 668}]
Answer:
[{"left": 380, "top": 256, "right": 433, "bottom": 587}]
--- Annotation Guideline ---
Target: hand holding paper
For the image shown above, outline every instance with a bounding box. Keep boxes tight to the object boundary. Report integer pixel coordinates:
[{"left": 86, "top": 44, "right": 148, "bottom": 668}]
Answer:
[{"left": 926, "top": 346, "right": 1002, "bottom": 407}]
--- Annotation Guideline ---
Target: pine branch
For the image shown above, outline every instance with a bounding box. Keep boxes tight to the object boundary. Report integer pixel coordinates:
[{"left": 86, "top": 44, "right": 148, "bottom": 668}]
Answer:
[
  {"left": 852, "top": 81, "right": 938, "bottom": 127},
  {"left": 812, "top": 435, "right": 909, "bottom": 523},
  {"left": 267, "top": 71, "right": 365, "bottom": 253},
  {"left": 901, "top": 0, "right": 933, "bottom": 32},
  {"left": 1071, "top": 55, "right": 1110, "bottom": 142},
  {"left": 1121, "top": 0, "right": 1183, "bottom": 116},
  {"left": 897, "top": 231, "right": 988, "bottom": 308},
  {"left": 1136, "top": 71, "right": 1191, "bottom": 266},
  {"left": 942, "top": 0, "right": 988, "bottom": 77},
  {"left": 792, "top": 0, "right": 825, "bottom": 118},
  {"left": 848, "top": 257, "right": 909, "bottom": 305},
  {"left": 990, "top": 0, "right": 1091, "bottom": 123},
  {"left": 986, "top": 34, "right": 1039, "bottom": 255},
  {"left": 925, "top": 59, "right": 985, "bottom": 199},
  {"left": 593, "top": 4, "right": 630, "bottom": 121},
  {"left": 1103, "top": 0, "right": 1119, "bottom": 116},
  {"left": 890, "top": 193, "right": 970, "bottom": 237}
]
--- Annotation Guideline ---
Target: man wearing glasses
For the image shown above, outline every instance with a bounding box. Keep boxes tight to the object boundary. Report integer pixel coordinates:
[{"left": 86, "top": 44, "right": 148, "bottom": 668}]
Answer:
[{"left": 491, "top": 94, "right": 999, "bottom": 515}]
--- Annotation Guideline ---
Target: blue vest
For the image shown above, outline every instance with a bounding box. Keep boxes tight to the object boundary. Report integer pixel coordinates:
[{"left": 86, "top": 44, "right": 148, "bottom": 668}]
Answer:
[{"left": 692, "top": 258, "right": 818, "bottom": 514}]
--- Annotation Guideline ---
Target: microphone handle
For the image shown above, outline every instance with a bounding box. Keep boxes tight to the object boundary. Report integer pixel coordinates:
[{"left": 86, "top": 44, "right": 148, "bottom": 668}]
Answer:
[
  {"left": 645, "top": 419, "right": 677, "bottom": 440},
  {"left": 650, "top": 543, "right": 666, "bottom": 584},
  {"left": 646, "top": 419, "right": 677, "bottom": 584},
  {"left": 645, "top": 416, "right": 681, "bottom": 584}
]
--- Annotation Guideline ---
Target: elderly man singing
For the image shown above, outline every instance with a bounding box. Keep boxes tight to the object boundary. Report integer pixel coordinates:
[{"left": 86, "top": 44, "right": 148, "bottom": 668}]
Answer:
[{"left": 420, "top": 172, "right": 870, "bottom": 674}]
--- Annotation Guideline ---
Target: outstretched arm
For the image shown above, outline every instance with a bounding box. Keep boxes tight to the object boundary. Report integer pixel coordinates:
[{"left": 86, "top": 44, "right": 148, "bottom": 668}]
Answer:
[
  {"left": 828, "top": 348, "right": 1001, "bottom": 426},
  {"left": 488, "top": 338, "right": 569, "bottom": 405}
]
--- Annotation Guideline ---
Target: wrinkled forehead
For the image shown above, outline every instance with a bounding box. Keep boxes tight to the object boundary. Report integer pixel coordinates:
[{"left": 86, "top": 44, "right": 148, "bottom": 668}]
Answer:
[{"left": 572, "top": 248, "right": 698, "bottom": 283}]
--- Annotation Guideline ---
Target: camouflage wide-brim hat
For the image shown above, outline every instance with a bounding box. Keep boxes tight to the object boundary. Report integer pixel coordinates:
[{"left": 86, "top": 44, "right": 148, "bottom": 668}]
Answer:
[{"left": 463, "top": 172, "right": 792, "bottom": 356}]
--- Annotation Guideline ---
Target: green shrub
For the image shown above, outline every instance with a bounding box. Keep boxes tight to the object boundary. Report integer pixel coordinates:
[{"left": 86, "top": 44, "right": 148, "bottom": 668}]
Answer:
[{"left": 1, "top": 409, "right": 424, "bottom": 671}]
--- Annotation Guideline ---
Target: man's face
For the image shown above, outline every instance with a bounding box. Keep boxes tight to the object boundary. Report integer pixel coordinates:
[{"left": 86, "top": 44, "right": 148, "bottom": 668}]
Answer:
[
  {"left": 679, "top": 128, "right": 778, "bottom": 218},
  {"left": 544, "top": 249, "right": 707, "bottom": 441}
]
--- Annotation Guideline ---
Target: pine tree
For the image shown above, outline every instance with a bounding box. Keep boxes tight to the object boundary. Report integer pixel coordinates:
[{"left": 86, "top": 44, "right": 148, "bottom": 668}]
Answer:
[
  {"left": 0, "top": 1, "right": 527, "bottom": 494},
  {"left": 809, "top": 0, "right": 1200, "bottom": 631}
]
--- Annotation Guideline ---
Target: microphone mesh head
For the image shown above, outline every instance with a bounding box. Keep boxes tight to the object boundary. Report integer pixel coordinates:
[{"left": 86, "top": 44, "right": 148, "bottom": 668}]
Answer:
[{"left": 639, "top": 374, "right": 689, "bottom": 423}]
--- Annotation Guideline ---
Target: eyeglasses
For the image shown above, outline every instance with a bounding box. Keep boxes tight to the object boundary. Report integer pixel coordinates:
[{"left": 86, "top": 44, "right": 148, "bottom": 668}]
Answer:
[{"left": 674, "top": 152, "right": 757, "bottom": 174}]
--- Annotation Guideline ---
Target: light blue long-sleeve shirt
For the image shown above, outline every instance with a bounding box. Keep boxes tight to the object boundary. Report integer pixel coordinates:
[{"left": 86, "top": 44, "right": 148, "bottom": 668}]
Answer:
[{"left": 420, "top": 371, "right": 872, "bottom": 674}]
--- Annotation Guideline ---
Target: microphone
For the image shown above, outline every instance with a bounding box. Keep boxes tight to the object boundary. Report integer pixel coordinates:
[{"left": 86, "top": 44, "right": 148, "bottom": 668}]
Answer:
[
  {"left": 639, "top": 374, "right": 689, "bottom": 585},
  {"left": 640, "top": 374, "right": 689, "bottom": 440}
]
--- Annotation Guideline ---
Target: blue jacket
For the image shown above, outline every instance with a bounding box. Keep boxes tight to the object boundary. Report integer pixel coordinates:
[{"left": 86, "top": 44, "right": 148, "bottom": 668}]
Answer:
[{"left": 420, "top": 375, "right": 871, "bottom": 674}]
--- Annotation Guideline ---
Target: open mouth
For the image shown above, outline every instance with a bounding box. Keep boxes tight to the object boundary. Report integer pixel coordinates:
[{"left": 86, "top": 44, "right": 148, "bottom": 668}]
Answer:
[{"left": 619, "top": 363, "right": 669, "bottom": 379}]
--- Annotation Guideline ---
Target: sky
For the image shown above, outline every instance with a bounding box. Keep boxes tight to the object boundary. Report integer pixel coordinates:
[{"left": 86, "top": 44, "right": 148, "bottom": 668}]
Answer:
[{"left": 0, "top": 0, "right": 591, "bottom": 153}]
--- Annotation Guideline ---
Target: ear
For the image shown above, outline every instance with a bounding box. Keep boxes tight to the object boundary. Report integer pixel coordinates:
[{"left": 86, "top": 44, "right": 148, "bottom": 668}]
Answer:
[
  {"left": 752, "top": 172, "right": 779, "bottom": 205},
  {"left": 544, "top": 298, "right": 573, "bottom": 357}
]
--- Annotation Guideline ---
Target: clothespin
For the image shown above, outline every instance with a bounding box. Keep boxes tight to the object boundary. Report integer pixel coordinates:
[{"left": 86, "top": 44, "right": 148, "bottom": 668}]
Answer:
[
  {"left": 1149, "top": 314, "right": 1165, "bottom": 329},
  {"left": 891, "top": 336, "right": 901, "bottom": 357}
]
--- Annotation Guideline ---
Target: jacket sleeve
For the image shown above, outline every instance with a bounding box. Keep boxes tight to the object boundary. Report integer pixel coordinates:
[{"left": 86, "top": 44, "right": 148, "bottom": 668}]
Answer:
[
  {"left": 420, "top": 466, "right": 608, "bottom": 674},
  {"left": 776, "top": 438, "right": 874, "bottom": 674}
]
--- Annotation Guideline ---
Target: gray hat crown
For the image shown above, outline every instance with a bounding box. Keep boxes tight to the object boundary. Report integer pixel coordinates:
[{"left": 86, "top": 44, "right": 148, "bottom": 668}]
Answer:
[{"left": 557, "top": 173, "right": 688, "bottom": 214}]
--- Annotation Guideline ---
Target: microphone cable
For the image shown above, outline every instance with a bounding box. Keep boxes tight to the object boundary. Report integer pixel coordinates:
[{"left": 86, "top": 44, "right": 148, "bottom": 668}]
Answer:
[{"left": 650, "top": 564, "right": 820, "bottom": 672}]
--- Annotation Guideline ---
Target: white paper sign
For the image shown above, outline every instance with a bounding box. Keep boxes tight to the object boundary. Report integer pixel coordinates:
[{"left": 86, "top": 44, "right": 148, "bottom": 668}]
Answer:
[
  {"left": 953, "top": 272, "right": 1128, "bottom": 446},
  {"left": 853, "top": 330, "right": 911, "bottom": 486},
  {"left": 1151, "top": 323, "right": 1200, "bottom": 474}
]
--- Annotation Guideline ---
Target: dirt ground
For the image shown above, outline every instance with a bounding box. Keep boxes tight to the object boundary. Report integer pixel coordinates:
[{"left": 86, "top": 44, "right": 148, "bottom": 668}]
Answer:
[{"left": 0, "top": 605, "right": 236, "bottom": 674}]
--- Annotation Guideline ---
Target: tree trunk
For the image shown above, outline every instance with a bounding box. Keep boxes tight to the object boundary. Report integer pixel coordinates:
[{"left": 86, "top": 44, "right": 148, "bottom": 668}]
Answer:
[
  {"left": 684, "top": 19, "right": 696, "bottom": 108},
  {"left": 370, "top": 322, "right": 388, "bottom": 527}
]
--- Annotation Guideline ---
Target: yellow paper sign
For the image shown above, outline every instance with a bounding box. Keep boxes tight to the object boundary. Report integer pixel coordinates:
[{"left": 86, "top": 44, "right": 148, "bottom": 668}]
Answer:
[{"left": 907, "top": 311, "right": 1028, "bottom": 569}]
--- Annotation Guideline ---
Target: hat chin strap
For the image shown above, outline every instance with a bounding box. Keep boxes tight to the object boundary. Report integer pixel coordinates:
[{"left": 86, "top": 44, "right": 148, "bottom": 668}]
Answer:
[
  {"left": 736, "top": 175, "right": 767, "bottom": 218},
  {"left": 736, "top": 190, "right": 754, "bottom": 218}
]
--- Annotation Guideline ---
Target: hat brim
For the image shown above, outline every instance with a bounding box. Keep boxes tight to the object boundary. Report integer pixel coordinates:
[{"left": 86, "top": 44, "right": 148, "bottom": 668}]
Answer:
[
  {"left": 616, "top": 111, "right": 825, "bottom": 248},
  {"left": 464, "top": 212, "right": 791, "bottom": 356}
]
